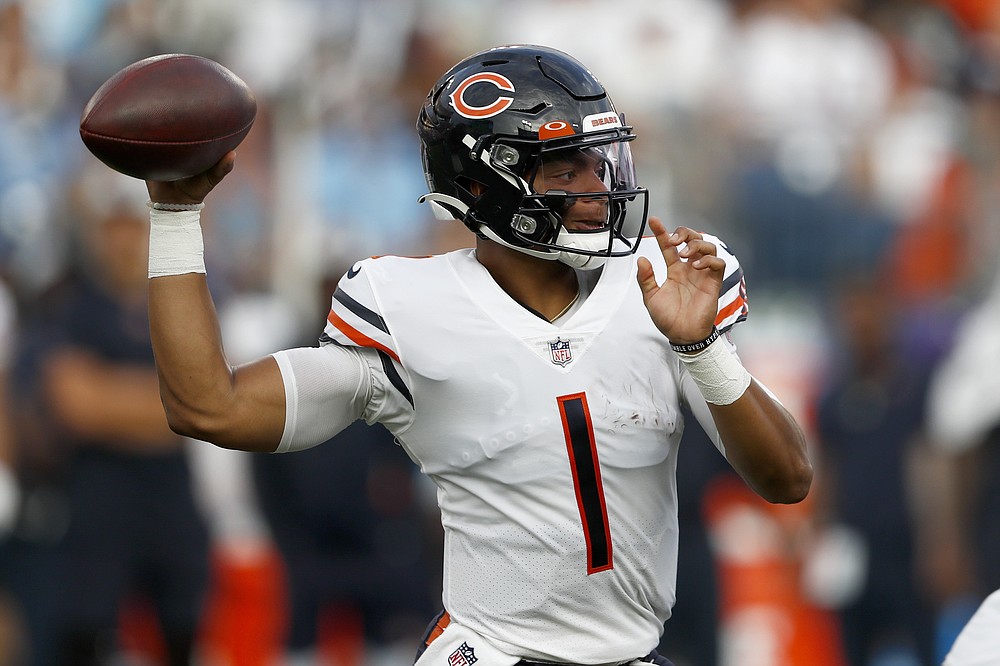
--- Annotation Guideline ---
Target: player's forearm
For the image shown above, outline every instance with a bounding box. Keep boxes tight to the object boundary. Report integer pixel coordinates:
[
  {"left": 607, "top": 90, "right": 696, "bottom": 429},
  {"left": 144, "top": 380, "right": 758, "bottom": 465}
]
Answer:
[
  {"left": 148, "top": 274, "right": 237, "bottom": 438},
  {"left": 148, "top": 274, "right": 285, "bottom": 451},
  {"left": 710, "top": 382, "right": 813, "bottom": 504},
  {"left": 676, "top": 336, "right": 812, "bottom": 503}
]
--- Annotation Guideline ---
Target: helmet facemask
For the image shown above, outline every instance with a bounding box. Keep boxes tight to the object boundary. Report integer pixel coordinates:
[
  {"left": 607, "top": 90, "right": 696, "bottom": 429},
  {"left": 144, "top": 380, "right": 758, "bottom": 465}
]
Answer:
[{"left": 469, "top": 129, "right": 649, "bottom": 270}]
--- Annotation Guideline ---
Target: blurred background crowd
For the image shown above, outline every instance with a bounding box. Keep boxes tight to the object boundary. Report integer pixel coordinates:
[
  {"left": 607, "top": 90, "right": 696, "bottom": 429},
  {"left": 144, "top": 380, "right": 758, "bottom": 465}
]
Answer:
[{"left": 2, "top": 0, "right": 1000, "bottom": 664}]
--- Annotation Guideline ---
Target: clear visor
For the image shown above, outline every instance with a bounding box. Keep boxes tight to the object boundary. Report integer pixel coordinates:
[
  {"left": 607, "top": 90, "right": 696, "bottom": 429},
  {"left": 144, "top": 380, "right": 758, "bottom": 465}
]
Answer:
[
  {"left": 531, "top": 140, "right": 638, "bottom": 196},
  {"left": 483, "top": 131, "right": 648, "bottom": 261}
]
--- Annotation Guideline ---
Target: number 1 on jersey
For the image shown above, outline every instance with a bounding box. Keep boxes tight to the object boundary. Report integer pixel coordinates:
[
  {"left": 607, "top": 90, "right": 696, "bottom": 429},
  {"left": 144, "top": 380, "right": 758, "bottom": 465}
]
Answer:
[{"left": 557, "top": 392, "right": 614, "bottom": 574}]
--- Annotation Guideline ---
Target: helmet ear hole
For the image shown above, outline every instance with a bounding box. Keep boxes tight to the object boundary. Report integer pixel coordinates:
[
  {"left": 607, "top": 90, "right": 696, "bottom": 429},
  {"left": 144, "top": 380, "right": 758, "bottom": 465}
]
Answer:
[{"left": 455, "top": 176, "right": 486, "bottom": 199}]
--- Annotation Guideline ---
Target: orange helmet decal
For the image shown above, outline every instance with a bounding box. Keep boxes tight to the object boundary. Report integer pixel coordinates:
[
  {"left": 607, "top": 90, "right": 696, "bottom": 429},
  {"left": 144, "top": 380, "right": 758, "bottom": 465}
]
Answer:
[{"left": 539, "top": 120, "right": 576, "bottom": 140}]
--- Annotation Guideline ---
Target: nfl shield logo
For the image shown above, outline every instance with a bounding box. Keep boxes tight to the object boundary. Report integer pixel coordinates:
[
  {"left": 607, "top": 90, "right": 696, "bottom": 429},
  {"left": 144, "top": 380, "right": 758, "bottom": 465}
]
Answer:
[
  {"left": 549, "top": 338, "right": 573, "bottom": 366},
  {"left": 448, "top": 642, "right": 478, "bottom": 666}
]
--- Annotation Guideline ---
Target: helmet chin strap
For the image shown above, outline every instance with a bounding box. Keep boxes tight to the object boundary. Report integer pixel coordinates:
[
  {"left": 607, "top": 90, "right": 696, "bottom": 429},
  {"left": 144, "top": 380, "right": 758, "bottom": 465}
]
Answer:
[
  {"left": 479, "top": 226, "right": 610, "bottom": 270},
  {"left": 554, "top": 228, "right": 611, "bottom": 270},
  {"left": 419, "top": 193, "right": 610, "bottom": 271},
  {"left": 477, "top": 226, "right": 559, "bottom": 261}
]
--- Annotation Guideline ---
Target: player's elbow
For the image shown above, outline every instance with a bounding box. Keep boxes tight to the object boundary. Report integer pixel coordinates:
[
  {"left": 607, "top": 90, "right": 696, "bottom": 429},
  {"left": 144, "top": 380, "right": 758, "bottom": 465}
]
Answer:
[
  {"left": 759, "top": 458, "right": 813, "bottom": 504},
  {"left": 161, "top": 394, "right": 279, "bottom": 453},
  {"left": 162, "top": 399, "right": 215, "bottom": 441},
  {"left": 161, "top": 396, "right": 233, "bottom": 445}
]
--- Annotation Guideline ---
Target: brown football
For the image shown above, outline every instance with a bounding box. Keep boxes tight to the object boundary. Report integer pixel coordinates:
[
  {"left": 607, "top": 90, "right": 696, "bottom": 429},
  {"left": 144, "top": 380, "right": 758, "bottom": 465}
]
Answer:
[{"left": 80, "top": 54, "right": 257, "bottom": 181}]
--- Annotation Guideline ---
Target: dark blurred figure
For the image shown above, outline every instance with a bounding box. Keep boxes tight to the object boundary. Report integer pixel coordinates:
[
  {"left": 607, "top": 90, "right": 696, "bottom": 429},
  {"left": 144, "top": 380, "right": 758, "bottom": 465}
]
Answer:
[
  {"left": 36, "top": 170, "right": 210, "bottom": 665},
  {"left": 0, "top": 275, "right": 27, "bottom": 664},
  {"left": 812, "top": 275, "right": 937, "bottom": 666},
  {"left": 656, "top": 407, "right": 727, "bottom": 666},
  {"left": 252, "top": 420, "right": 440, "bottom": 664},
  {"left": 925, "top": 262, "right": 1000, "bottom": 660},
  {"left": 2, "top": 257, "right": 70, "bottom": 666}
]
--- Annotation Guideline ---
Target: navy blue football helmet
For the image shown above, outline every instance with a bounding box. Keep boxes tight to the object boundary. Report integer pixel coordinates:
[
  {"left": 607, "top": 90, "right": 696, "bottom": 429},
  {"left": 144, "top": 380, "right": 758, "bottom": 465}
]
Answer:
[{"left": 417, "top": 44, "right": 648, "bottom": 268}]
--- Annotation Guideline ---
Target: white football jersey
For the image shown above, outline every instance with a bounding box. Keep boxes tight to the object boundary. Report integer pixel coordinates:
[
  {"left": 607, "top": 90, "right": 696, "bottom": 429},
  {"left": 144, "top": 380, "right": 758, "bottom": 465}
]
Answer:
[{"left": 322, "top": 235, "right": 748, "bottom": 663}]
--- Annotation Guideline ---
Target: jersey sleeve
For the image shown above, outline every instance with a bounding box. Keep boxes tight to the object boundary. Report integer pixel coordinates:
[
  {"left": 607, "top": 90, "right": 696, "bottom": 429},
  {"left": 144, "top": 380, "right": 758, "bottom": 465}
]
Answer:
[
  {"left": 319, "top": 259, "right": 415, "bottom": 430},
  {"left": 271, "top": 344, "right": 370, "bottom": 452},
  {"left": 702, "top": 232, "right": 749, "bottom": 334},
  {"left": 322, "top": 259, "right": 401, "bottom": 362}
]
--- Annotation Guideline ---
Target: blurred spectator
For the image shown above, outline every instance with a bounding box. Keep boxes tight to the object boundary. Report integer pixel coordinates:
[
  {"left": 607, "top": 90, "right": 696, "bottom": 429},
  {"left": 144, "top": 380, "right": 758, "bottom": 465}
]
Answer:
[
  {"left": 714, "top": 0, "right": 898, "bottom": 294},
  {"left": 36, "top": 167, "right": 210, "bottom": 665},
  {"left": 252, "top": 421, "right": 440, "bottom": 666},
  {"left": 926, "top": 259, "right": 1000, "bottom": 661},
  {"left": 721, "top": 0, "right": 894, "bottom": 185},
  {"left": 0, "top": 274, "right": 25, "bottom": 664},
  {"left": 2, "top": 248, "right": 68, "bottom": 666},
  {"left": 897, "top": 25, "right": 1000, "bottom": 661},
  {"left": 0, "top": 1, "right": 75, "bottom": 299},
  {"left": 656, "top": 408, "right": 729, "bottom": 666},
  {"left": 811, "top": 274, "right": 937, "bottom": 666}
]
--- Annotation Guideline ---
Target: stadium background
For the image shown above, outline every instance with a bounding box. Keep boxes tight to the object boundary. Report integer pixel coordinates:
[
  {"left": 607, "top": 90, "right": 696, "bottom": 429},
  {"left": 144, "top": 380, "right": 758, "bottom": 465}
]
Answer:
[{"left": 2, "top": 0, "right": 1000, "bottom": 664}]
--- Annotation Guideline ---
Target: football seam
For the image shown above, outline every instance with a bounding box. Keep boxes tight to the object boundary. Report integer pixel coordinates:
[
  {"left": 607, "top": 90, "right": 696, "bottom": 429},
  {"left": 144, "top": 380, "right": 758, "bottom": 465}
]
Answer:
[
  {"left": 81, "top": 55, "right": 190, "bottom": 126},
  {"left": 79, "top": 119, "right": 255, "bottom": 146}
]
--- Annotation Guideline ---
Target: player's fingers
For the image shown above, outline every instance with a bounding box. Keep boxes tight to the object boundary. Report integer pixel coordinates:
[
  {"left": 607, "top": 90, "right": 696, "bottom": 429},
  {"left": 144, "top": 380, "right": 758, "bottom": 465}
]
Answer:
[
  {"left": 191, "top": 151, "right": 235, "bottom": 193},
  {"left": 647, "top": 215, "right": 666, "bottom": 238},
  {"left": 690, "top": 254, "right": 726, "bottom": 272},
  {"left": 174, "top": 152, "right": 236, "bottom": 202},
  {"left": 207, "top": 151, "right": 236, "bottom": 186},
  {"left": 636, "top": 256, "right": 659, "bottom": 303},
  {"left": 681, "top": 238, "right": 717, "bottom": 255},
  {"left": 670, "top": 226, "right": 704, "bottom": 244},
  {"left": 648, "top": 216, "right": 682, "bottom": 266},
  {"left": 678, "top": 238, "right": 718, "bottom": 260}
]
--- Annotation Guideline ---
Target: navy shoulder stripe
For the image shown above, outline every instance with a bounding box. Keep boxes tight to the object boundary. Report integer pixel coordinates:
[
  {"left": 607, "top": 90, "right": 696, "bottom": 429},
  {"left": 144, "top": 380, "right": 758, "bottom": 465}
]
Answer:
[{"left": 334, "top": 287, "right": 389, "bottom": 334}]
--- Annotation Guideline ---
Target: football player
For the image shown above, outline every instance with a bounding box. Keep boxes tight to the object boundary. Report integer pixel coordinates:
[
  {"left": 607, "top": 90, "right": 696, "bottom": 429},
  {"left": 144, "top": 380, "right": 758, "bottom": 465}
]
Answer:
[
  {"left": 943, "top": 590, "right": 1000, "bottom": 665},
  {"left": 142, "top": 45, "right": 812, "bottom": 665}
]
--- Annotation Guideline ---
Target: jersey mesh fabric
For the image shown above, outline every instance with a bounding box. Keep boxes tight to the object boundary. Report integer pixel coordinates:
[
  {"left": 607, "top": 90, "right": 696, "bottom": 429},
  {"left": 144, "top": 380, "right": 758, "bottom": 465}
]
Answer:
[{"left": 272, "top": 345, "right": 369, "bottom": 453}]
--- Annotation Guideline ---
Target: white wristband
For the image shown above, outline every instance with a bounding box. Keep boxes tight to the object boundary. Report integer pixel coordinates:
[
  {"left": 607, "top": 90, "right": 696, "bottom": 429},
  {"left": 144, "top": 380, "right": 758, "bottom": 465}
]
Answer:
[
  {"left": 148, "top": 207, "right": 206, "bottom": 278},
  {"left": 677, "top": 335, "right": 752, "bottom": 405}
]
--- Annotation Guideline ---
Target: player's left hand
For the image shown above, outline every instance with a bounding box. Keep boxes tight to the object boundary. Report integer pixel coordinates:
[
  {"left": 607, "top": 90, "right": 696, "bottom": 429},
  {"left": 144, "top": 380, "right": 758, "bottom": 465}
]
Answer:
[{"left": 636, "top": 216, "right": 724, "bottom": 345}]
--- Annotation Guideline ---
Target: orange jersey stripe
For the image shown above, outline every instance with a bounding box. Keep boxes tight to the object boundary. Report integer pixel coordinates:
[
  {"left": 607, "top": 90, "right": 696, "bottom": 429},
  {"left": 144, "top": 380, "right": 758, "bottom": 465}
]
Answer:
[
  {"left": 715, "top": 294, "right": 747, "bottom": 327},
  {"left": 327, "top": 308, "right": 400, "bottom": 362},
  {"left": 425, "top": 611, "right": 451, "bottom": 647}
]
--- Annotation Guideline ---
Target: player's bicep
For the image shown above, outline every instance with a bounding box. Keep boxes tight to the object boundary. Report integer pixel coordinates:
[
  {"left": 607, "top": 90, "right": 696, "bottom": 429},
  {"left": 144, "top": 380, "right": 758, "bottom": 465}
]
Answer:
[{"left": 214, "top": 356, "right": 287, "bottom": 451}]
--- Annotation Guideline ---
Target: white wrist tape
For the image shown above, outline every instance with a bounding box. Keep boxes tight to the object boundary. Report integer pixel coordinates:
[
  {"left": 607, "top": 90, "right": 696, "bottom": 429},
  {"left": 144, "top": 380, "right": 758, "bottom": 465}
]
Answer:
[
  {"left": 148, "top": 207, "right": 206, "bottom": 278},
  {"left": 677, "top": 335, "right": 752, "bottom": 405}
]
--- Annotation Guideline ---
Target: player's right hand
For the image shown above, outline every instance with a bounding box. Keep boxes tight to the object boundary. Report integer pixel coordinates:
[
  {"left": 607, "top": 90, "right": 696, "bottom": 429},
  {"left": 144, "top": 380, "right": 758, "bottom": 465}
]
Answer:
[
  {"left": 636, "top": 216, "right": 725, "bottom": 345},
  {"left": 145, "top": 150, "right": 236, "bottom": 206}
]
